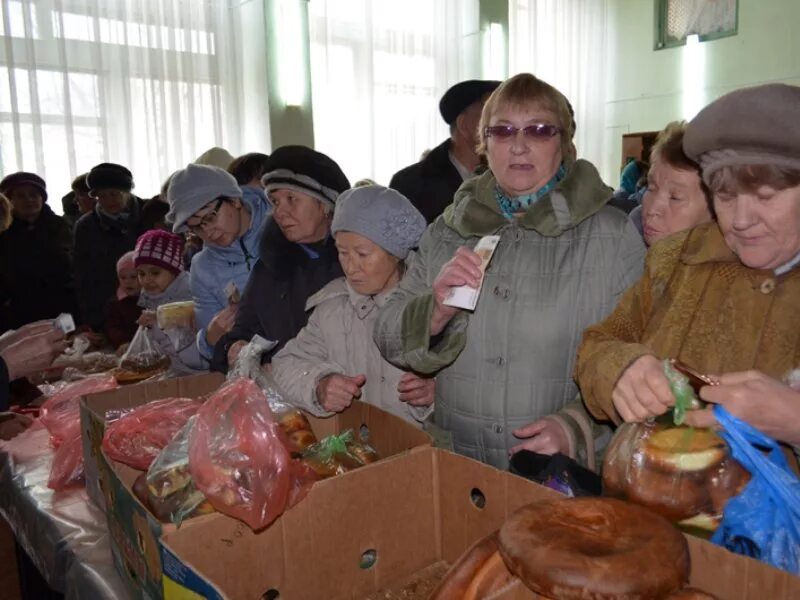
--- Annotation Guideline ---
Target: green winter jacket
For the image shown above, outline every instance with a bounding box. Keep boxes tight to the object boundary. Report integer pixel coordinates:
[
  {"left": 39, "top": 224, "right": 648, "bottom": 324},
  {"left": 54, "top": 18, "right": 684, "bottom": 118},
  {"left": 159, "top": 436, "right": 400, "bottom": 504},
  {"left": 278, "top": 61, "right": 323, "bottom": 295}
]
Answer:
[{"left": 374, "top": 160, "right": 645, "bottom": 468}]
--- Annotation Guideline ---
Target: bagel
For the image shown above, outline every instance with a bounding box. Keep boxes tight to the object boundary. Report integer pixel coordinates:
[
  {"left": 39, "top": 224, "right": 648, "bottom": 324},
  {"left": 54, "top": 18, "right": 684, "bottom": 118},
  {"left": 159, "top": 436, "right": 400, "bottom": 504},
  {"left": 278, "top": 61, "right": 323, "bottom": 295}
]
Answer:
[
  {"left": 498, "top": 497, "right": 690, "bottom": 599},
  {"left": 430, "top": 532, "right": 523, "bottom": 600}
]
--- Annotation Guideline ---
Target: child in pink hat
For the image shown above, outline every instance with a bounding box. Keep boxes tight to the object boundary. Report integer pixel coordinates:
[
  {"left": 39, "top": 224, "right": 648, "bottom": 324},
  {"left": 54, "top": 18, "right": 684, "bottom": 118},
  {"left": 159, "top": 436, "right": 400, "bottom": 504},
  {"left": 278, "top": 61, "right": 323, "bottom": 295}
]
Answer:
[{"left": 133, "top": 230, "right": 207, "bottom": 374}]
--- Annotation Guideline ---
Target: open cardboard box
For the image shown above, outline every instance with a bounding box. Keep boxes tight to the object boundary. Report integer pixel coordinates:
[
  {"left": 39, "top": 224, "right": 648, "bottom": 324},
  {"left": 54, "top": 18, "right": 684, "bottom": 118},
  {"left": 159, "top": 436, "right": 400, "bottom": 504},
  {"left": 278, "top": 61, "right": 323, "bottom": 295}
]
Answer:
[
  {"left": 86, "top": 374, "right": 432, "bottom": 600},
  {"left": 160, "top": 446, "right": 800, "bottom": 599}
]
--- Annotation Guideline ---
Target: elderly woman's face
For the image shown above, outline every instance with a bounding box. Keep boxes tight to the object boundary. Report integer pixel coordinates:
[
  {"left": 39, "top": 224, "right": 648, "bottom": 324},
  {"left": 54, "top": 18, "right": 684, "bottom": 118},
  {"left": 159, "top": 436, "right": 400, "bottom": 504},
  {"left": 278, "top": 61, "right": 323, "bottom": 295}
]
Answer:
[
  {"left": 335, "top": 231, "right": 401, "bottom": 296},
  {"left": 485, "top": 103, "right": 563, "bottom": 197},
  {"left": 269, "top": 189, "right": 329, "bottom": 244},
  {"left": 714, "top": 183, "right": 800, "bottom": 270},
  {"left": 92, "top": 189, "right": 130, "bottom": 215},
  {"left": 8, "top": 185, "right": 43, "bottom": 223},
  {"left": 642, "top": 156, "right": 712, "bottom": 246}
]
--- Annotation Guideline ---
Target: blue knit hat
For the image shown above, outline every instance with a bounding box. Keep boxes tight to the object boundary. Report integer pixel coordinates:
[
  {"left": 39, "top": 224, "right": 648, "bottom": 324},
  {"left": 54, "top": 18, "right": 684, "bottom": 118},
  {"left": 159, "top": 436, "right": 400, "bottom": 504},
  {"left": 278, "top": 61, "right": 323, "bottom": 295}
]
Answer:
[{"left": 331, "top": 186, "right": 426, "bottom": 259}]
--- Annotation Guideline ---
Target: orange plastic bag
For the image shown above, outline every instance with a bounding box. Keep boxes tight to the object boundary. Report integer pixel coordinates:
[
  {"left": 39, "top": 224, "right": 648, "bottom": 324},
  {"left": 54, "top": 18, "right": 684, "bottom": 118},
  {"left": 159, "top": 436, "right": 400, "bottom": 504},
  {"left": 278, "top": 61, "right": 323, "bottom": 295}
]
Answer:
[
  {"left": 39, "top": 374, "right": 119, "bottom": 490},
  {"left": 102, "top": 398, "right": 201, "bottom": 470},
  {"left": 188, "top": 378, "right": 298, "bottom": 530}
]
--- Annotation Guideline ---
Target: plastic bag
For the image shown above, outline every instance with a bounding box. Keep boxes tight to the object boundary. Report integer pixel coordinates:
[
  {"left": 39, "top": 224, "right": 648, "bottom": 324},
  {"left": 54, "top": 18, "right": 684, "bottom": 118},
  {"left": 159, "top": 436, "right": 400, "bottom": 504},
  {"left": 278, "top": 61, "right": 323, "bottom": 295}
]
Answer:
[
  {"left": 301, "top": 430, "right": 380, "bottom": 479},
  {"left": 38, "top": 374, "right": 119, "bottom": 490},
  {"left": 602, "top": 419, "right": 750, "bottom": 530},
  {"left": 229, "top": 335, "right": 318, "bottom": 456},
  {"left": 115, "top": 326, "right": 170, "bottom": 382},
  {"left": 102, "top": 397, "right": 201, "bottom": 470},
  {"left": 188, "top": 378, "right": 296, "bottom": 530},
  {"left": 711, "top": 406, "right": 800, "bottom": 574},
  {"left": 156, "top": 301, "right": 197, "bottom": 352},
  {"left": 40, "top": 374, "right": 119, "bottom": 446},
  {"left": 138, "top": 416, "right": 214, "bottom": 525},
  {"left": 48, "top": 433, "right": 85, "bottom": 490},
  {"left": 52, "top": 336, "right": 118, "bottom": 376}
]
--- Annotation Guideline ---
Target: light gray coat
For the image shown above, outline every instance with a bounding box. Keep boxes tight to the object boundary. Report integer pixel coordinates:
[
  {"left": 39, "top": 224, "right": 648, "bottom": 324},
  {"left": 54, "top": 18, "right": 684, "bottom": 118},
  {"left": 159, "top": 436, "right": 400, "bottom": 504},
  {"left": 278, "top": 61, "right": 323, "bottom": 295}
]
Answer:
[
  {"left": 272, "top": 277, "right": 432, "bottom": 426},
  {"left": 374, "top": 160, "right": 645, "bottom": 468}
]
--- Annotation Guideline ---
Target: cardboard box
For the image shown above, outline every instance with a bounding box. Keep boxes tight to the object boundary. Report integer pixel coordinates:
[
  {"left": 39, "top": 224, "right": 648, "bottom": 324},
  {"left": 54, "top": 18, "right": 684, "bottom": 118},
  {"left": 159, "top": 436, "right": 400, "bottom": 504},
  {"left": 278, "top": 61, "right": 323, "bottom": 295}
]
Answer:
[
  {"left": 80, "top": 373, "right": 225, "bottom": 509},
  {"left": 160, "top": 446, "right": 800, "bottom": 599},
  {"left": 91, "top": 374, "right": 432, "bottom": 600}
]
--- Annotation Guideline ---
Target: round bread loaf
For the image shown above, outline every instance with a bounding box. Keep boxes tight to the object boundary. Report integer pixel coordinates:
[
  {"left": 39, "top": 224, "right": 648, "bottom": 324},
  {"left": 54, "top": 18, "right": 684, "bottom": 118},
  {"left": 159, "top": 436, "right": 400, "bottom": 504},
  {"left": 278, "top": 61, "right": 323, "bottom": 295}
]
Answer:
[{"left": 498, "top": 497, "right": 690, "bottom": 599}]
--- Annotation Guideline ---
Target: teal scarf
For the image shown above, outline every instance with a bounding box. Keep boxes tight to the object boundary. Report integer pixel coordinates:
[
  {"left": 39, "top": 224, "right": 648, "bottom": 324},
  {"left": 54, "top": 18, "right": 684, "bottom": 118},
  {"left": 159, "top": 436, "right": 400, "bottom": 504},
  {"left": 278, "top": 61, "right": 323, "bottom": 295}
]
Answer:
[{"left": 495, "top": 165, "right": 566, "bottom": 220}]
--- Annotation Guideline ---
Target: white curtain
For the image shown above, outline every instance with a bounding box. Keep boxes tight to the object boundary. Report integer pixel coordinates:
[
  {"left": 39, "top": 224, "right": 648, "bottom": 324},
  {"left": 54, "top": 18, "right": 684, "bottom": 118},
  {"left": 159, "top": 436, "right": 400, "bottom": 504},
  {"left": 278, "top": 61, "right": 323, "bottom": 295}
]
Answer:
[
  {"left": 509, "top": 0, "right": 609, "bottom": 181},
  {"left": 0, "top": 0, "right": 253, "bottom": 206},
  {"left": 308, "top": 0, "right": 481, "bottom": 186}
]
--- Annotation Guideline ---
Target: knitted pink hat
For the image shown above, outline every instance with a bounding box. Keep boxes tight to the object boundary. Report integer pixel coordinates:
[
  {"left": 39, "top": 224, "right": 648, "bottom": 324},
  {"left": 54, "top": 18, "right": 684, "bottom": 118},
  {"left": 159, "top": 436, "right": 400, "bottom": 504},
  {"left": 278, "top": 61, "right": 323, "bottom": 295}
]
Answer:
[{"left": 133, "top": 230, "right": 185, "bottom": 276}]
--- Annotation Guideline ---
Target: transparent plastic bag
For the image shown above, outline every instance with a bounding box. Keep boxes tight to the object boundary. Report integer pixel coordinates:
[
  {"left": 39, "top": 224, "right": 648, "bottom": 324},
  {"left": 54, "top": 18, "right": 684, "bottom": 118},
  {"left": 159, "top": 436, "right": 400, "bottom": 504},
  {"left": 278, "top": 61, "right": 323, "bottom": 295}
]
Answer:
[
  {"left": 188, "top": 378, "right": 296, "bottom": 530},
  {"left": 116, "top": 326, "right": 170, "bottom": 381},
  {"left": 156, "top": 301, "right": 197, "bottom": 351},
  {"left": 140, "top": 416, "right": 214, "bottom": 525},
  {"left": 228, "top": 335, "right": 318, "bottom": 456},
  {"left": 102, "top": 397, "right": 202, "bottom": 470},
  {"left": 602, "top": 420, "right": 750, "bottom": 530},
  {"left": 301, "top": 430, "right": 380, "bottom": 479},
  {"left": 38, "top": 374, "right": 119, "bottom": 490}
]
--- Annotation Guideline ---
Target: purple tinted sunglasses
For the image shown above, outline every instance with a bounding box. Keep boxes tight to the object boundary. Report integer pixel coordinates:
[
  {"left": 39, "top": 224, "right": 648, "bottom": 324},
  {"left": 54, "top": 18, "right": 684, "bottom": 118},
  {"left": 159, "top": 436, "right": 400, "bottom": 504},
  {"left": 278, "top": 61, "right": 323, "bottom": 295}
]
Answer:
[{"left": 484, "top": 123, "right": 562, "bottom": 140}]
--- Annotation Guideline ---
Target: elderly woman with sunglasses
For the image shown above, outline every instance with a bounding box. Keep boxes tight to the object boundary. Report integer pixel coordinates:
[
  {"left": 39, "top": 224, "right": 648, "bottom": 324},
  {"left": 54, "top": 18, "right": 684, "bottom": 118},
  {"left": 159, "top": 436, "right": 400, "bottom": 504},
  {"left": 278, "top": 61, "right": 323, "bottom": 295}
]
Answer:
[
  {"left": 375, "top": 73, "right": 645, "bottom": 468},
  {"left": 166, "top": 164, "right": 270, "bottom": 360}
]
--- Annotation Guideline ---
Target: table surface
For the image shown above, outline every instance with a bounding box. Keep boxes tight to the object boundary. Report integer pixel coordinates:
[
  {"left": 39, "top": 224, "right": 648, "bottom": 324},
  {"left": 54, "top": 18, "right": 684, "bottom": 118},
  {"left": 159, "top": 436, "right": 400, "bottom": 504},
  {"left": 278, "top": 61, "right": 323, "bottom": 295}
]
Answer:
[{"left": 0, "top": 423, "right": 131, "bottom": 600}]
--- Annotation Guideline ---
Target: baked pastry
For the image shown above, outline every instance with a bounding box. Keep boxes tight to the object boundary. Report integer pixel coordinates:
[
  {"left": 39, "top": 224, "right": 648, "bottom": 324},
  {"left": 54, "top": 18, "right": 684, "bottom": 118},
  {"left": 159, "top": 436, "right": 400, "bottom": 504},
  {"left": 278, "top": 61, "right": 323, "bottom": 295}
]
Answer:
[
  {"left": 156, "top": 301, "right": 196, "bottom": 330},
  {"left": 642, "top": 428, "right": 727, "bottom": 473},
  {"left": 430, "top": 532, "right": 522, "bottom": 600},
  {"left": 603, "top": 422, "right": 747, "bottom": 530},
  {"left": 498, "top": 497, "right": 690, "bottom": 599}
]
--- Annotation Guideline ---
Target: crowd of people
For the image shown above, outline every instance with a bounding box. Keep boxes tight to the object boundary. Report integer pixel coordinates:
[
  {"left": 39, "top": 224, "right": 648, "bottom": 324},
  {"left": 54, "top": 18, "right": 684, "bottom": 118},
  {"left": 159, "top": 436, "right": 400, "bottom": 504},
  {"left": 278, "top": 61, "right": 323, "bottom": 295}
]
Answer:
[{"left": 0, "top": 74, "right": 798, "bottom": 473}]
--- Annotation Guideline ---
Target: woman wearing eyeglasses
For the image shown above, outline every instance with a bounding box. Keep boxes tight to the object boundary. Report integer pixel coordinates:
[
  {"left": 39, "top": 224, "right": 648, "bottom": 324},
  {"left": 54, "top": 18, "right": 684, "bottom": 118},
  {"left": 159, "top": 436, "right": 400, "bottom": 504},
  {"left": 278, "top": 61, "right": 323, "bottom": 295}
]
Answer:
[
  {"left": 375, "top": 73, "right": 645, "bottom": 469},
  {"left": 211, "top": 145, "right": 349, "bottom": 372},
  {"left": 166, "top": 163, "right": 270, "bottom": 360}
]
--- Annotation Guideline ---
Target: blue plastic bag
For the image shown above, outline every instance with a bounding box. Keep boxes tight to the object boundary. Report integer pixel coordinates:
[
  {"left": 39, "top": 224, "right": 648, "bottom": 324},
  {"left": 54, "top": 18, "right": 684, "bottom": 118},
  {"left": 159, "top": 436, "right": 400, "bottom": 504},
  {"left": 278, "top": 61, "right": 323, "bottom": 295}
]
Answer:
[{"left": 711, "top": 405, "right": 800, "bottom": 574}]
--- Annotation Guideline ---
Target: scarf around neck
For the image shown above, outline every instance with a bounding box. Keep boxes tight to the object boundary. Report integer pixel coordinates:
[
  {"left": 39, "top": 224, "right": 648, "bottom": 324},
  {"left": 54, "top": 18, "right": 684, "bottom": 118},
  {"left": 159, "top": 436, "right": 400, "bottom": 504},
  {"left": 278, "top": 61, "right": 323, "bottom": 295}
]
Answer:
[{"left": 495, "top": 164, "right": 566, "bottom": 220}]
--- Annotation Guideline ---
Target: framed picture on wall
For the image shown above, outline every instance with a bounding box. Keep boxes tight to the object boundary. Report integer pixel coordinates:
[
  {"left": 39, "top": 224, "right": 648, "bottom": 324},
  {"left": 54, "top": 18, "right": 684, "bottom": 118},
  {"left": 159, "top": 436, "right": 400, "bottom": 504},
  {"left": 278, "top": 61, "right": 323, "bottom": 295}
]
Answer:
[{"left": 655, "top": 0, "right": 738, "bottom": 49}]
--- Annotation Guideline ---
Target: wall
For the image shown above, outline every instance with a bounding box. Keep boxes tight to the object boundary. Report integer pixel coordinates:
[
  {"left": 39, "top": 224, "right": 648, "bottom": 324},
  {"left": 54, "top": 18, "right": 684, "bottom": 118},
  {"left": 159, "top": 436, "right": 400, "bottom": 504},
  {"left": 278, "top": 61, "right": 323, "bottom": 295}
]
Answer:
[
  {"left": 602, "top": 0, "right": 800, "bottom": 183},
  {"left": 232, "top": 0, "right": 314, "bottom": 151}
]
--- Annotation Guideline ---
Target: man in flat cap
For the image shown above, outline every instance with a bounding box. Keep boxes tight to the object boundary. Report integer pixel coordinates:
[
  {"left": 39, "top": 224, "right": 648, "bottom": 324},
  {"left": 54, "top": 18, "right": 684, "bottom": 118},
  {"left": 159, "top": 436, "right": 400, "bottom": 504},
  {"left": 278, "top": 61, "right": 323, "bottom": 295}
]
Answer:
[{"left": 390, "top": 79, "right": 501, "bottom": 223}]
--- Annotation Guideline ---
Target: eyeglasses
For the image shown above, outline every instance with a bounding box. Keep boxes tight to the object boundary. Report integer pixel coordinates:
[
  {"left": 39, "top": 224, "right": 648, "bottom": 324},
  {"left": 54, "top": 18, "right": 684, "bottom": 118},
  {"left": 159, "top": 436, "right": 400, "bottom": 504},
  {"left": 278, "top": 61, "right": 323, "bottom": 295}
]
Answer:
[
  {"left": 187, "top": 197, "right": 225, "bottom": 233},
  {"left": 484, "top": 124, "right": 562, "bottom": 141}
]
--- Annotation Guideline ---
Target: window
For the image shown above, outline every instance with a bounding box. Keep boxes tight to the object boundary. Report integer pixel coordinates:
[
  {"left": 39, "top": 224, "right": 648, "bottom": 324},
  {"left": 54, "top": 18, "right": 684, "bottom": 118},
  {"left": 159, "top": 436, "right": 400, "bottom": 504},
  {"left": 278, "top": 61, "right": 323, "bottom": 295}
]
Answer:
[
  {"left": 0, "top": 0, "right": 243, "bottom": 208},
  {"left": 656, "top": 0, "right": 738, "bottom": 50}
]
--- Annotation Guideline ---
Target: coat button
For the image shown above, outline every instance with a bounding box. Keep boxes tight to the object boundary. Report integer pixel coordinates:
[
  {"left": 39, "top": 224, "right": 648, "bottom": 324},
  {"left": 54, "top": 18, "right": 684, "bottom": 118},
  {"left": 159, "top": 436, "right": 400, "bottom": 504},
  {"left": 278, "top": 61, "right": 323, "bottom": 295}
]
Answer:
[
  {"left": 760, "top": 278, "right": 776, "bottom": 294},
  {"left": 492, "top": 423, "right": 504, "bottom": 434},
  {"left": 497, "top": 356, "right": 505, "bottom": 366},
  {"left": 493, "top": 286, "right": 500, "bottom": 296},
  {"left": 380, "top": 376, "right": 386, "bottom": 382}
]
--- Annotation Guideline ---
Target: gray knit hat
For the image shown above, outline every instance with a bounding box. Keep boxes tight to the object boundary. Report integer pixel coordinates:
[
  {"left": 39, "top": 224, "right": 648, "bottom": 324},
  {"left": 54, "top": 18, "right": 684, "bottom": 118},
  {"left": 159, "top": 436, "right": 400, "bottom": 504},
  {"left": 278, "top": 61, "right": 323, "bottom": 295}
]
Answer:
[
  {"left": 684, "top": 83, "right": 800, "bottom": 183},
  {"left": 331, "top": 185, "right": 426, "bottom": 259},
  {"left": 166, "top": 163, "right": 242, "bottom": 232}
]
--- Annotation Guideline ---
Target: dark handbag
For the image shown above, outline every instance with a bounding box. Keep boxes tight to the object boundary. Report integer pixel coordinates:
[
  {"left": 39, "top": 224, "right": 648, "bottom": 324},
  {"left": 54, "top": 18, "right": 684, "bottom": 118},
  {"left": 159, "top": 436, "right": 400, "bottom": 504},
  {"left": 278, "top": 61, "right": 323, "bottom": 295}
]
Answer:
[{"left": 509, "top": 450, "right": 602, "bottom": 497}]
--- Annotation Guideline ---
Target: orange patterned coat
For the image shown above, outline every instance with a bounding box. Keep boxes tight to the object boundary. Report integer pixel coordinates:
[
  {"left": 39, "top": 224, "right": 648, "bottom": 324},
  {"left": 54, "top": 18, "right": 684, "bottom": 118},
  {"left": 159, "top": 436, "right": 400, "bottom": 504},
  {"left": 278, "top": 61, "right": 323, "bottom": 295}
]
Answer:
[{"left": 575, "top": 221, "right": 800, "bottom": 430}]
